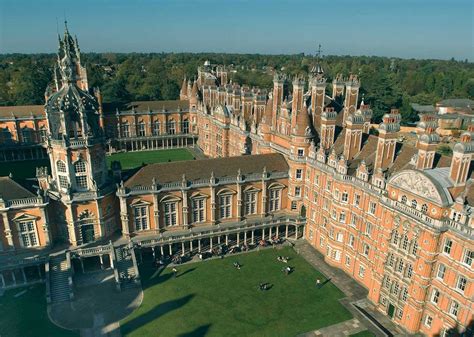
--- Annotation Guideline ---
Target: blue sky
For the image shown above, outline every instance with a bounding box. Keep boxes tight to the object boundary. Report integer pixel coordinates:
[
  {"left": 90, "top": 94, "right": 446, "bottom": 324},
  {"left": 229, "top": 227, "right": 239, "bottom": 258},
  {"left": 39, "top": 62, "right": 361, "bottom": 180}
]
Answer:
[{"left": 0, "top": 0, "right": 472, "bottom": 60}]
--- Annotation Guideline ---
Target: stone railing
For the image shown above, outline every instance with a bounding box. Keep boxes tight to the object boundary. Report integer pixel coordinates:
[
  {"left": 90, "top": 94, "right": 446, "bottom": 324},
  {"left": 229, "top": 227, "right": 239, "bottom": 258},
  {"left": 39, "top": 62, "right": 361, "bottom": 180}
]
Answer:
[
  {"left": 381, "top": 196, "right": 443, "bottom": 229},
  {"left": 134, "top": 215, "right": 303, "bottom": 248},
  {"left": 5, "top": 197, "right": 44, "bottom": 208},
  {"left": 125, "top": 171, "right": 289, "bottom": 195},
  {"left": 72, "top": 244, "right": 113, "bottom": 258}
]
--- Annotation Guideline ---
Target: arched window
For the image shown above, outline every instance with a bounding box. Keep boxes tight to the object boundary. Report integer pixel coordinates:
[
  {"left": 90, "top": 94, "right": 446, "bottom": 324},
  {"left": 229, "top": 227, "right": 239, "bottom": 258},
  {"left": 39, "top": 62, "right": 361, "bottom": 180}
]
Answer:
[
  {"left": 182, "top": 119, "right": 189, "bottom": 134},
  {"left": 401, "top": 195, "right": 407, "bottom": 204},
  {"left": 402, "top": 235, "right": 409, "bottom": 250},
  {"left": 57, "top": 160, "right": 67, "bottom": 173},
  {"left": 421, "top": 204, "right": 428, "bottom": 214},
  {"left": 152, "top": 120, "right": 161, "bottom": 136},
  {"left": 56, "top": 160, "right": 68, "bottom": 189},
  {"left": 121, "top": 122, "right": 130, "bottom": 138},
  {"left": 74, "top": 160, "right": 88, "bottom": 190},
  {"left": 167, "top": 119, "right": 176, "bottom": 135},
  {"left": 74, "top": 160, "right": 86, "bottom": 173},
  {"left": 138, "top": 121, "right": 146, "bottom": 137},
  {"left": 411, "top": 199, "right": 418, "bottom": 209}
]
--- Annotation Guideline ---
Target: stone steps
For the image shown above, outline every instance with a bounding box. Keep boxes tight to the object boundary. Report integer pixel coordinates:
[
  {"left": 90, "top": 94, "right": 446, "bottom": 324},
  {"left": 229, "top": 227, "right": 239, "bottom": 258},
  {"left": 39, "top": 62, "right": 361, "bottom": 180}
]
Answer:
[{"left": 49, "top": 254, "right": 71, "bottom": 303}]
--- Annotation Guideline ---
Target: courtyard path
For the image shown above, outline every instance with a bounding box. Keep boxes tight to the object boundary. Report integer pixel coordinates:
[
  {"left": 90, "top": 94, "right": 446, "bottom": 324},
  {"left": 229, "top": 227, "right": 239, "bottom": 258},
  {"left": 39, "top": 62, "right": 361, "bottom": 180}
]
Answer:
[
  {"left": 294, "top": 240, "right": 412, "bottom": 337},
  {"left": 48, "top": 270, "right": 142, "bottom": 337}
]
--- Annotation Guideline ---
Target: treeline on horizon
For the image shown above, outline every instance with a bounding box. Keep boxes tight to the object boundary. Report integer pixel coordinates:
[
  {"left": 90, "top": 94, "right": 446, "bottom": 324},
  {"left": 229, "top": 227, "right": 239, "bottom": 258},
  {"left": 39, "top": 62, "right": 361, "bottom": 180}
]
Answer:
[{"left": 0, "top": 52, "right": 472, "bottom": 124}]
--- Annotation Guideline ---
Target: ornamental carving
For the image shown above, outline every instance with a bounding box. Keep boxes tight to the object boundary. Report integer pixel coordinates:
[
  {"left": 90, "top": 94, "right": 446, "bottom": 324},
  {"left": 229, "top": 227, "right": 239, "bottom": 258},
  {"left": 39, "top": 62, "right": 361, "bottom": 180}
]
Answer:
[{"left": 389, "top": 170, "right": 442, "bottom": 204}]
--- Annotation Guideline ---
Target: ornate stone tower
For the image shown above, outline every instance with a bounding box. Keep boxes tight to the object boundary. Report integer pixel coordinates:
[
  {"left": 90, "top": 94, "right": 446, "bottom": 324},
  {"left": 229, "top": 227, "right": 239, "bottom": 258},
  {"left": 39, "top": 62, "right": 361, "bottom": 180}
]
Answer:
[{"left": 38, "top": 23, "right": 116, "bottom": 246}]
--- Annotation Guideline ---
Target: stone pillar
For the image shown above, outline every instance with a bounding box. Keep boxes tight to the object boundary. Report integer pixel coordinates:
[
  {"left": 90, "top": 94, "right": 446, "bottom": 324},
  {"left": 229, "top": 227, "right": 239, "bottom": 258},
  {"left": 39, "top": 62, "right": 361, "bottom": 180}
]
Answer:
[
  {"left": 0, "top": 273, "right": 5, "bottom": 288},
  {"left": 217, "top": 236, "right": 221, "bottom": 244},
  {"left": 182, "top": 189, "right": 189, "bottom": 228},
  {"left": 244, "top": 231, "right": 247, "bottom": 244},
  {"left": 190, "top": 240, "right": 193, "bottom": 252},
  {"left": 95, "top": 200, "right": 104, "bottom": 239},
  {"left": 276, "top": 226, "right": 279, "bottom": 238},
  {"left": 262, "top": 228, "right": 266, "bottom": 241},
  {"left": 80, "top": 258, "right": 85, "bottom": 273},
  {"left": 261, "top": 178, "right": 268, "bottom": 216},
  {"left": 210, "top": 180, "right": 216, "bottom": 225},
  {"left": 39, "top": 207, "right": 52, "bottom": 246},
  {"left": 181, "top": 242, "right": 185, "bottom": 256},
  {"left": 99, "top": 255, "right": 104, "bottom": 269},
  {"left": 2, "top": 213, "right": 14, "bottom": 250},
  {"left": 225, "top": 235, "right": 229, "bottom": 245},
  {"left": 153, "top": 193, "right": 160, "bottom": 230},
  {"left": 210, "top": 237, "right": 213, "bottom": 250},
  {"left": 66, "top": 204, "right": 77, "bottom": 245},
  {"left": 251, "top": 230, "right": 255, "bottom": 244},
  {"left": 168, "top": 244, "right": 172, "bottom": 256},
  {"left": 198, "top": 239, "right": 201, "bottom": 252},
  {"left": 11, "top": 270, "right": 16, "bottom": 286},
  {"left": 295, "top": 226, "right": 299, "bottom": 239},
  {"left": 119, "top": 195, "right": 130, "bottom": 237},
  {"left": 285, "top": 225, "right": 289, "bottom": 238},
  {"left": 160, "top": 246, "right": 164, "bottom": 256},
  {"left": 236, "top": 177, "right": 243, "bottom": 220}
]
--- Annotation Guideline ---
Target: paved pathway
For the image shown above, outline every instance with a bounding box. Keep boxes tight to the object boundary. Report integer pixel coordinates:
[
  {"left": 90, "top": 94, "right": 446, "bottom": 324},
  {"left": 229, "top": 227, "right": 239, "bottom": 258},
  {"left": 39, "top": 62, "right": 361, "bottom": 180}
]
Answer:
[
  {"left": 294, "top": 241, "right": 411, "bottom": 337},
  {"left": 48, "top": 270, "right": 142, "bottom": 337},
  {"left": 298, "top": 318, "right": 365, "bottom": 337}
]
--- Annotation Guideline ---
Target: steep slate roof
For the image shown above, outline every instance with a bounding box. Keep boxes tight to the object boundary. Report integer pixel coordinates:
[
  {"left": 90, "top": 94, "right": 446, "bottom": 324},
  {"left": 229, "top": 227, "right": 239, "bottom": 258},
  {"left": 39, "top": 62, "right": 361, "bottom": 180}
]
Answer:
[
  {"left": 103, "top": 100, "right": 190, "bottom": 114},
  {"left": 125, "top": 153, "right": 289, "bottom": 187},
  {"left": 0, "top": 176, "right": 35, "bottom": 200},
  {"left": 0, "top": 105, "right": 45, "bottom": 118}
]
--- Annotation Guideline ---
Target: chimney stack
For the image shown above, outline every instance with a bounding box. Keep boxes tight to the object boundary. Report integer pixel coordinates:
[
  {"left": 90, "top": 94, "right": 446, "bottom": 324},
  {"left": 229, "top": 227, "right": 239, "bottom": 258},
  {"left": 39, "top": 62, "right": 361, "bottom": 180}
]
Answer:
[
  {"left": 320, "top": 107, "right": 337, "bottom": 150},
  {"left": 449, "top": 129, "right": 474, "bottom": 186},
  {"left": 344, "top": 112, "right": 365, "bottom": 160},
  {"left": 374, "top": 109, "right": 401, "bottom": 171}
]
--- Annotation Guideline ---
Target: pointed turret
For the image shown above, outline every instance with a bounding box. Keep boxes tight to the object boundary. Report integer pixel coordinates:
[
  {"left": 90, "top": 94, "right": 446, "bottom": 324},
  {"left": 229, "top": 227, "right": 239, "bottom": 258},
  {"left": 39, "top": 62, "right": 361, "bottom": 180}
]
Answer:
[{"left": 180, "top": 77, "right": 188, "bottom": 100}]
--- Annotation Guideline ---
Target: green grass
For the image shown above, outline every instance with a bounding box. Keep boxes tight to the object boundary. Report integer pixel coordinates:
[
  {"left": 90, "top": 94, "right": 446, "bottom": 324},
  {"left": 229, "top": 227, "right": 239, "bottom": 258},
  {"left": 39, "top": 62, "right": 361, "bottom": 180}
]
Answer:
[
  {"left": 0, "top": 149, "right": 194, "bottom": 180},
  {"left": 0, "top": 284, "right": 78, "bottom": 337},
  {"left": 0, "top": 159, "right": 50, "bottom": 180},
  {"left": 107, "top": 148, "right": 195, "bottom": 170},
  {"left": 121, "top": 247, "right": 352, "bottom": 337},
  {"left": 350, "top": 330, "right": 376, "bottom": 337}
]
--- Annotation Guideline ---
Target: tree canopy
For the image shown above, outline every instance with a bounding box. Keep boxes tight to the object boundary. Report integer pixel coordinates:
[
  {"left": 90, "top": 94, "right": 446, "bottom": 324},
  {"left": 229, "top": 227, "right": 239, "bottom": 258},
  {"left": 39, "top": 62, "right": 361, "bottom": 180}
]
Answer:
[{"left": 0, "top": 53, "right": 472, "bottom": 125}]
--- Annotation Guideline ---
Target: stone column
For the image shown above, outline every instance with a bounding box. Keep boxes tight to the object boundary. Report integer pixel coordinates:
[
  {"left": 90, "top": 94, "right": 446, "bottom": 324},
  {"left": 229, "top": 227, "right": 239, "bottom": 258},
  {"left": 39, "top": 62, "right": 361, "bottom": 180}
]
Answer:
[
  {"left": 119, "top": 195, "right": 130, "bottom": 237},
  {"left": 210, "top": 176, "right": 216, "bottom": 225},
  {"left": 95, "top": 200, "right": 104, "bottom": 239},
  {"left": 237, "top": 233, "right": 240, "bottom": 246},
  {"left": 39, "top": 207, "right": 52, "bottom": 246},
  {"left": 262, "top": 228, "right": 266, "bottom": 241},
  {"left": 182, "top": 189, "right": 189, "bottom": 229},
  {"left": 2, "top": 213, "right": 15, "bottom": 250},
  {"left": 153, "top": 193, "right": 160, "bottom": 230},
  {"left": 168, "top": 244, "right": 172, "bottom": 255},
  {"left": 251, "top": 230, "right": 255, "bottom": 244},
  {"left": 66, "top": 204, "right": 77, "bottom": 245},
  {"left": 181, "top": 242, "right": 185, "bottom": 256},
  {"left": 236, "top": 172, "right": 243, "bottom": 219},
  {"left": 261, "top": 178, "right": 268, "bottom": 216},
  {"left": 285, "top": 225, "right": 289, "bottom": 238},
  {"left": 0, "top": 272, "right": 5, "bottom": 288}
]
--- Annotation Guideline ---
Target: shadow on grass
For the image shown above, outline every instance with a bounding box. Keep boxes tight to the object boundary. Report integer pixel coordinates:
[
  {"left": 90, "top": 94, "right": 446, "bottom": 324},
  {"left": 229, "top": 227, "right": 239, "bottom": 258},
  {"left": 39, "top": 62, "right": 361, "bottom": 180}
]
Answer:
[
  {"left": 177, "top": 324, "right": 212, "bottom": 337},
  {"left": 121, "top": 294, "right": 195, "bottom": 335},
  {"left": 177, "top": 267, "right": 196, "bottom": 278}
]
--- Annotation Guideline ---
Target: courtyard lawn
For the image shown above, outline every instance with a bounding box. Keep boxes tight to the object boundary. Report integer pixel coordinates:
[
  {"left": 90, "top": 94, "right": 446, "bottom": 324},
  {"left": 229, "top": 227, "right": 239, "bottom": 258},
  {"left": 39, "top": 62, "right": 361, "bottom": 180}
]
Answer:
[
  {"left": 0, "top": 284, "right": 78, "bottom": 337},
  {"left": 0, "top": 159, "right": 50, "bottom": 180},
  {"left": 121, "top": 247, "right": 352, "bottom": 337},
  {"left": 107, "top": 148, "right": 194, "bottom": 170}
]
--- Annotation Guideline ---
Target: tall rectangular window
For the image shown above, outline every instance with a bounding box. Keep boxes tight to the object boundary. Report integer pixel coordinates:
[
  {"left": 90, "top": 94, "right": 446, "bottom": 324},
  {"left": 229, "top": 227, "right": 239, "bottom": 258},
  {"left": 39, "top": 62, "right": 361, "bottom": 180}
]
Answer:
[
  {"left": 192, "top": 198, "right": 205, "bottom": 223},
  {"left": 443, "top": 239, "right": 453, "bottom": 255},
  {"left": 354, "top": 194, "right": 361, "bottom": 207},
  {"left": 449, "top": 301, "right": 459, "bottom": 317},
  {"left": 431, "top": 289, "right": 440, "bottom": 304},
  {"left": 365, "top": 222, "right": 373, "bottom": 237},
  {"left": 152, "top": 121, "right": 161, "bottom": 136},
  {"left": 368, "top": 201, "right": 376, "bottom": 215},
  {"left": 138, "top": 123, "right": 146, "bottom": 137},
  {"left": 341, "top": 192, "right": 348, "bottom": 203},
  {"left": 164, "top": 202, "right": 177, "bottom": 226},
  {"left": 295, "top": 169, "right": 302, "bottom": 180},
  {"left": 245, "top": 192, "right": 257, "bottom": 215},
  {"left": 437, "top": 264, "right": 446, "bottom": 280},
  {"left": 134, "top": 205, "right": 148, "bottom": 231},
  {"left": 463, "top": 250, "right": 473, "bottom": 266},
  {"left": 456, "top": 276, "right": 467, "bottom": 292},
  {"left": 219, "top": 195, "right": 232, "bottom": 219},
  {"left": 121, "top": 124, "right": 130, "bottom": 138},
  {"left": 18, "top": 220, "right": 38, "bottom": 247},
  {"left": 269, "top": 189, "right": 281, "bottom": 212}
]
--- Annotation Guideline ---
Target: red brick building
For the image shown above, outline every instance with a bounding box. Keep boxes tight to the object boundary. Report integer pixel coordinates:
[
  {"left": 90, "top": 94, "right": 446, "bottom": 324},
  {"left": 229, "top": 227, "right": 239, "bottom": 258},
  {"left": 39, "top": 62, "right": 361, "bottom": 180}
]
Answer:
[{"left": 0, "top": 25, "right": 472, "bottom": 336}]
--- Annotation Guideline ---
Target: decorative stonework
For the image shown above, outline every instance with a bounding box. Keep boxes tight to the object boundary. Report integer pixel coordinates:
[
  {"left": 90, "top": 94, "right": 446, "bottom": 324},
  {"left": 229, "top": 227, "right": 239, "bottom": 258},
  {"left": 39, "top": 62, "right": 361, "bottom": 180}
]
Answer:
[{"left": 389, "top": 170, "right": 443, "bottom": 204}]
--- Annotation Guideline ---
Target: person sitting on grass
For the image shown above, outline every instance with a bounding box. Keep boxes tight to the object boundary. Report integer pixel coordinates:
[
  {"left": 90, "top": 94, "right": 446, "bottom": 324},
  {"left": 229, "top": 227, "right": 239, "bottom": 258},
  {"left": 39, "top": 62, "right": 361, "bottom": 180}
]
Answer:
[
  {"left": 233, "top": 262, "right": 241, "bottom": 270},
  {"left": 282, "top": 266, "right": 292, "bottom": 275}
]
